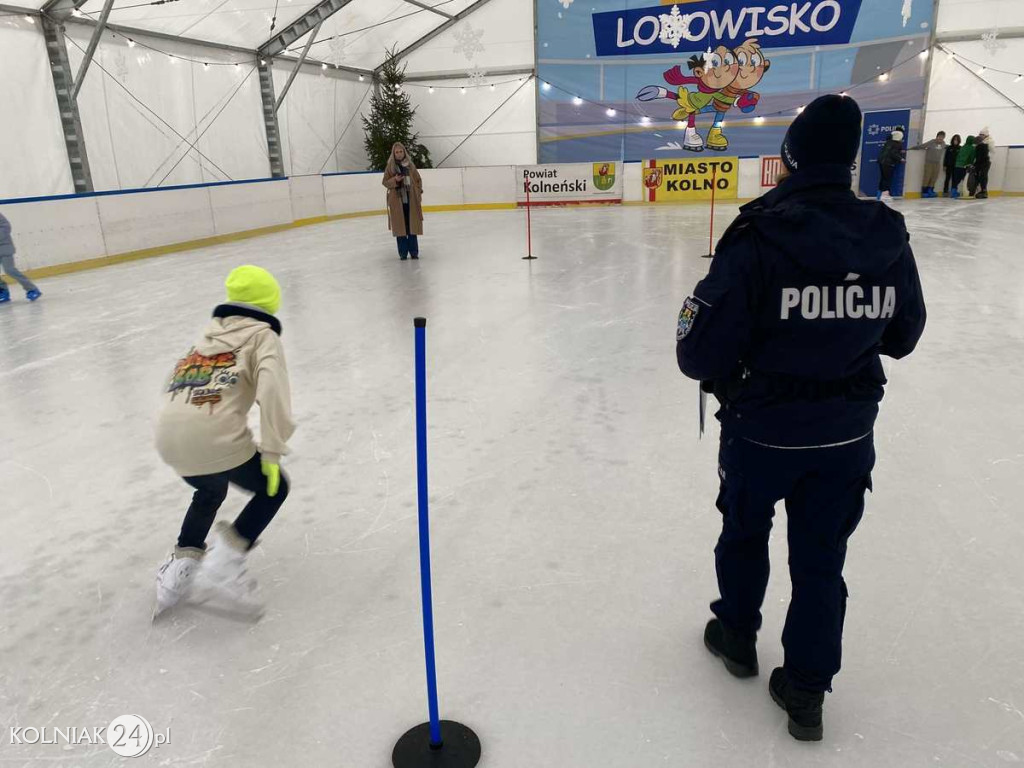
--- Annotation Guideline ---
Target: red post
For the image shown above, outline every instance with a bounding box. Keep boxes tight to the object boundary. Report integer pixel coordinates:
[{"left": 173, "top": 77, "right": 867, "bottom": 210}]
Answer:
[
  {"left": 523, "top": 179, "right": 536, "bottom": 260},
  {"left": 704, "top": 165, "right": 718, "bottom": 258}
]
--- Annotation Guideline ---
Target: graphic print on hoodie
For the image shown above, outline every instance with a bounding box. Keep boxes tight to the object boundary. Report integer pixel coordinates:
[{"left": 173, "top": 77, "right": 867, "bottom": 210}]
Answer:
[
  {"left": 156, "top": 308, "right": 294, "bottom": 478},
  {"left": 169, "top": 349, "right": 240, "bottom": 410}
]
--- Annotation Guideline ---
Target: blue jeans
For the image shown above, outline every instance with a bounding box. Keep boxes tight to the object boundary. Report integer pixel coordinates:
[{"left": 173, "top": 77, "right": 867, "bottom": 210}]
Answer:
[
  {"left": 396, "top": 202, "right": 419, "bottom": 259},
  {"left": 711, "top": 431, "right": 875, "bottom": 691}
]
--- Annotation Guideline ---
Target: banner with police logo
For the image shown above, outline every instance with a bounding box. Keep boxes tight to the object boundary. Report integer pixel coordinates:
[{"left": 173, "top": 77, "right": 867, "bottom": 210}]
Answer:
[
  {"left": 516, "top": 162, "right": 623, "bottom": 205},
  {"left": 642, "top": 157, "right": 738, "bottom": 202}
]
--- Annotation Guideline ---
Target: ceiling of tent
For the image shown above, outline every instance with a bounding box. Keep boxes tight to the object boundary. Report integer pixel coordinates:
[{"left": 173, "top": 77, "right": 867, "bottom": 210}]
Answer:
[
  {"left": 63, "top": 0, "right": 477, "bottom": 63},
  {"left": 286, "top": 0, "right": 476, "bottom": 69}
]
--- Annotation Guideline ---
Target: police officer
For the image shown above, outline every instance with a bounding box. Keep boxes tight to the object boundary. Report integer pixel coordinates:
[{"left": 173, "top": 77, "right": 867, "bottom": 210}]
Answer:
[{"left": 675, "top": 95, "right": 926, "bottom": 742}]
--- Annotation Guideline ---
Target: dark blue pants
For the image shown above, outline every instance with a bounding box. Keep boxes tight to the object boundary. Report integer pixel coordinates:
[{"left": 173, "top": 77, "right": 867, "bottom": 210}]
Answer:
[
  {"left": 179, "top": 453, "right": 290, "bottom": 550},
  {"left": 711, "top": 432, "right": 875, "bottom": 691},
  {"left": 396, "top": 202, "right": 419, "bottom": 259}
]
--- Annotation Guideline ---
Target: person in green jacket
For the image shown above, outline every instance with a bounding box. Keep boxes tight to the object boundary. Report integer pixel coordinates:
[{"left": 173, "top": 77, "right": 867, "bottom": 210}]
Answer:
[{"left": 951, "top": 136, "right": 975, "bottom": 199}]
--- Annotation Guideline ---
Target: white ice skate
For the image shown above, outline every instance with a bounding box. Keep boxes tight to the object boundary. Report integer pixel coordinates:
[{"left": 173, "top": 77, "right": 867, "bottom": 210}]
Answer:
[
  {"left": 154, "top": 547, "right": 202, "bottom": 619},
  {"left": 880, "top": 192, "right": 894, "bottom": 203},
  {"left": 683, "top": 126, "right": 705, "bottom": 152},
  {"left": 191, "top": 521, "right": 264, "bottom": 620}
]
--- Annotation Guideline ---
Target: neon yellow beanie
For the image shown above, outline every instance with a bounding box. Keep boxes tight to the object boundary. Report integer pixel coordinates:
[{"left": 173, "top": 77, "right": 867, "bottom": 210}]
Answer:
[{"left": 225, "top": 265, "right": 281, "bottom": 315}]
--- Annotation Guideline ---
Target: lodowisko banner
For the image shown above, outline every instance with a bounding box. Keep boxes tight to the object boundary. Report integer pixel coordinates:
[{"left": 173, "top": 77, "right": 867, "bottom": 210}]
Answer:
[
  {"left": 538, "top": 0, "right": 935, "bottom": 164},
  {"left": 593, "top": 0, "right": 862, "bottom": 57}
]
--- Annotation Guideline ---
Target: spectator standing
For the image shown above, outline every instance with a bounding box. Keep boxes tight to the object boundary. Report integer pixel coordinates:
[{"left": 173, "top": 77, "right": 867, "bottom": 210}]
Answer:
[
  {"left": 951, "top": 136, "right": 976, "bottom": 199},
  {"left": 877, "top": 130, "right": 905, "bottom": 201},
  {"left": 942, "top": 134, "right": 961, "bottom": 197},
  {"left": 910, "top": 131, "right": 946, "bottom": 198}
]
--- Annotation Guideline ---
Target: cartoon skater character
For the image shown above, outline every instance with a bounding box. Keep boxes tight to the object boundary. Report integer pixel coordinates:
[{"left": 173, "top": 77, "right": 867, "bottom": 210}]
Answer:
[
  {"left": 728, "top": 40, "right": 770, "bottom": 116},
  {"left": 638, "top": 41, "right": 770, "bottom": 152},
  {"left": 638, "top": 45, "right": 739, "bottom": 152}
]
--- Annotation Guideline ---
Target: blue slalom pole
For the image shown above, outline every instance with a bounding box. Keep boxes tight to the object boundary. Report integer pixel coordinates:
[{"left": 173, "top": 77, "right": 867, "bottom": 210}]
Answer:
[
  {"left": 392, "top": 317, "right": 480, "bottom": 768},
  {"left": 413, "top": 317, "right": 443, "bottom": 748}
]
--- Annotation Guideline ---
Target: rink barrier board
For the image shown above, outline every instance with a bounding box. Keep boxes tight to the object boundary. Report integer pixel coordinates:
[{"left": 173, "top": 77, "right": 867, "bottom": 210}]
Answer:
[{"left": 7, "top": 151, "right": 1024, "bottom": 280}]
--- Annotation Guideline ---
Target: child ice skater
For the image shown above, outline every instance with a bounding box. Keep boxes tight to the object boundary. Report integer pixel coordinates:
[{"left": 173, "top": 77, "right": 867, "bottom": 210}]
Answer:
[
  {"left": 154, "top": 265, "right": 295, "bottom": 617},
  {"left": 0, "top": 212, "right": 42, "bottom": 303}
]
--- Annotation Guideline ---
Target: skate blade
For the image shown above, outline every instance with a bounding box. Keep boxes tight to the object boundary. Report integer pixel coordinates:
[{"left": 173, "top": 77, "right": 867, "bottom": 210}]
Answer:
[{"left": 187, "top": 586, "right": 264, "bottom": 623}]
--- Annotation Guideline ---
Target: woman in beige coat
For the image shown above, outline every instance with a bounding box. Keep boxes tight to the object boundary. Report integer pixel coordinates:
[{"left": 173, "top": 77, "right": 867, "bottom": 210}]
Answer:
[{"left": 382, "top": 142, "right": 424, "bottom": 260}]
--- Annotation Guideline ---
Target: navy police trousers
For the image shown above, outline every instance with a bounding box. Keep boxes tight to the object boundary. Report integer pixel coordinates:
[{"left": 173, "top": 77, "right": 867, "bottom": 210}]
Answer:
[{"left": 711, "top": 431, "right": 875, "bottom": 692}]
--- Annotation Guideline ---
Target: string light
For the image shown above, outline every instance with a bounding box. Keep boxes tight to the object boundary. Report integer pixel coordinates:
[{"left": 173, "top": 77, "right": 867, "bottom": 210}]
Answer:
[
  {"left": 261, "top": 59, "right": 267, "bottom": 66},
  {"left": 321, "top": 62, "right": 327, "bottom": 70},
  {"left": 23, "top": 14, "right": 33, "bottom": 22},
  {"left": 839, "top": 91, "right": 848, "bottom": 97},
  {"left": 489, "top": 84, "right": 495, "bottom": 91},
  {"left": 606, "top": 107, "right": 616, "bottom": 117},
  {"left": 754, "top": 115, "right": 765, "bottom": 124},
  {"left": 676, "top": 120, "right": 685, "bottom": 128},
  {"left": 1016, "top": 75, "right": 1024, "bottom": 83},
  {"left": 428, "top": 87, "right": 434, "bottom": 93},
  {"left": 919, "top": 49, "right": 930, "bottom": 60},
  {"left": 203, "top": 62, "right": 209, "bottom": 70},
  {"left": 358, "top": 74, "right": 364, "bottom": 81},
  {"left": 127, "top": 38, "right": 136, "bottom": 48},
  {"left": 797, "top": 105, "right": 805, "bottom": 113},
  {"left": 977, "top": 66, "right": 987, "bottom": 75},
  {"left": 572, "top": 96, "right": 583, "bottom": 105},
  {"left": 460, "top": 87, "right": 466, "bottom": 94},
  {"left": 878, "top": 72, "right": 889, "bottom": 81},
  {"left": 542, "top": 81, "right": 551, "bottom": 91}
]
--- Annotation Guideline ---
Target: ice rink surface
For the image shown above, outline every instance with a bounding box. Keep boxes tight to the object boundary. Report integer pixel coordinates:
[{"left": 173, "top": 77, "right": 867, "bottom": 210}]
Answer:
[{"left": 1, "top": 198, "right": 1023, "bottom": 767}]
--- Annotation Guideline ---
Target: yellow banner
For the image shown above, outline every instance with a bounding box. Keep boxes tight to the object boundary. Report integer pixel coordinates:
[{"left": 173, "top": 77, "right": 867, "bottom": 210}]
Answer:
[{"left": 642, "top": 157, "right": 739, "bottom": 202}]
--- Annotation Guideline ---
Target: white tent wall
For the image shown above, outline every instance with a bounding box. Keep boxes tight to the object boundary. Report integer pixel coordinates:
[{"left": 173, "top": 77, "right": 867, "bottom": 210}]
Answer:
[
  {"left": 936, "top": 0, "right": 1024, "bottom": 34},
  {"left": 924, "top": 40, "right": 1024, "bottom": 146},
  {"left": 407, "top": 75, "right": 537, "bottom": 168},
  {"left": 65, "top": 26, "right": 269, "bottom": 190},
  {"left": 0, "top": 16, "right": 75, "bottom": 199},
  {"left": 272, "top": 64, "right": 372, "bottom": 175},
  {"left": 399, "top": 0, "right": 534, "bottom": 74}
]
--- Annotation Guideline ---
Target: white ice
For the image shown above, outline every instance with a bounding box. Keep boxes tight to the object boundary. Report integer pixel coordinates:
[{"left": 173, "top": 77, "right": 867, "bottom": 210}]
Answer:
[{"left": 1, "top": 199, "right": 1022, "bottom": 767}]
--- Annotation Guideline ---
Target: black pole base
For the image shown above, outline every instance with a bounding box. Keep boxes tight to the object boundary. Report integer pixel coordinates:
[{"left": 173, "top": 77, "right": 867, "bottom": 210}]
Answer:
[
  {"left": 701, "top": 252, "right": 713, "bottom": 259},
  {"left": 392, "top": 721, "right": 481, "bottom": 768},
  {"left": 522, "top": 254, "right": 537, "bottom": 260}
]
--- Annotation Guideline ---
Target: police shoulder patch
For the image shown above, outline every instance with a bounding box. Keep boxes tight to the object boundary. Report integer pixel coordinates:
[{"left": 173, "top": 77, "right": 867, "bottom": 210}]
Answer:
[{"left": 677, "top": 297, "right": 700, "bottom": 341}]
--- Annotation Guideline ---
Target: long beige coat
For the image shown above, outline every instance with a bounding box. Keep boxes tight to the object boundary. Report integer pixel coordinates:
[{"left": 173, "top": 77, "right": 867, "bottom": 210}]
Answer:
[{"left": 383, "top": 164, "right": 424, "bottom": 237}]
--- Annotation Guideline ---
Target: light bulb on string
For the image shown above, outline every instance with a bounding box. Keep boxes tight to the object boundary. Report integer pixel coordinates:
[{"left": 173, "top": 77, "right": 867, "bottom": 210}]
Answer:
[
  {"left": 977, "top": 66, "right": 986, "bottom": 75},
  {"left": 490, "top": 84, "right": 495, "bottom": 91},
  {"left": 321, "top": 62, "right": 328, "bottom": 70},
  {"left": 127, "top": 38, "right": 136, "bottom": 48},
  {"left": 919, "top": 49, "right": 930, "bottom": 60},
  {"left": 606, "top": 108, "right": 616, "bottom": 117},
  {"left": 754, "top": 116, "right": 765, "bottom": 124},
  {"left": 203, "top": 62, "right": 209, "bottom": 70},
  {"left": 24, "top": 14, "right": 33, "bottom": 23},
  {"left": 1016, "top": 74, "right": 1024, "bottom": 83},
  {"left": 460, "top": 87, "right": 466, "bottom": 94},
  {"left": 797, "top": 105, "right": 805, "bottom": 113},
  {"left": 428, "top": 87, "right": 434, "bottom": 94},
  {"left": 879, "top": 72, "right": 889, "bottom": 81},
  {"left": 261, "top": 59, "right": 267, "bottom": 66},
  {"left": 572, "top": 96, "right": 583, "bottom": 105},
  {"left": 542, "top": 81, "right": 551, "bottom": 91},
  {"left": 358, "top": 74, "right": 364, "bottom": 81}
]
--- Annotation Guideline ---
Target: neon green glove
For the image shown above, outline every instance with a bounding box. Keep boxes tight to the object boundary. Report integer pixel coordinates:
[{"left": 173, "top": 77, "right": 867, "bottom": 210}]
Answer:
[{"left": 261, "top": 461, "right": 281, "bottom": 498}]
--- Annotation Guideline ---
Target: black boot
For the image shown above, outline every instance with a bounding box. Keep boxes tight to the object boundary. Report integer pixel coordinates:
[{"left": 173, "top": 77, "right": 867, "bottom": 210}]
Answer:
[
  {"left": 769, "top": 667, "right": 824, "bottom": 742},
  {"left": 703, "top": 618, "right": 758, "bottom": 678}
]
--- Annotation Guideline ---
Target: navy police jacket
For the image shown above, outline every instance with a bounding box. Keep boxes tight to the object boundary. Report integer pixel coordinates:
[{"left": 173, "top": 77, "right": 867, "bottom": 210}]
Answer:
[{"left": 676, "top": 164, "right": 926, "bottom": 448}]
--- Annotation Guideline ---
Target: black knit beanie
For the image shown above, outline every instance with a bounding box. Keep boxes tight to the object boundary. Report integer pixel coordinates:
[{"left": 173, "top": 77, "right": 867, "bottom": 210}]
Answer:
[{"left": 781, "top": 94, "right": 863, "bottom": 172}]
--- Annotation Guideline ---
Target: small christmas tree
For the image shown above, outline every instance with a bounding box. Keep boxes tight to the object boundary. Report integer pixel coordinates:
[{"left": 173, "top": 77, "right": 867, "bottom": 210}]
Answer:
[{"left": 362, "top": 48, "right": 433, "bottom": 170}]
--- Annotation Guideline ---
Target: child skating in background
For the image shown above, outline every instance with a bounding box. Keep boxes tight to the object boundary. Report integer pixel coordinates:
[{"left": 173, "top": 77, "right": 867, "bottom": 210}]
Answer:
[
  {"left": 154, "top": 265, "right": 295, "bottom": 617},
  {"left": 0, "top": 212, "right": 42, "bottom": 303}
]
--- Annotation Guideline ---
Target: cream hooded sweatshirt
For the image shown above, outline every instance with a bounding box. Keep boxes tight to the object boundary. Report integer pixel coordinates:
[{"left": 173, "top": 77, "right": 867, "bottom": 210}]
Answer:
[{"left": 155, "top": 304, "right": 295, "bottom": 477}]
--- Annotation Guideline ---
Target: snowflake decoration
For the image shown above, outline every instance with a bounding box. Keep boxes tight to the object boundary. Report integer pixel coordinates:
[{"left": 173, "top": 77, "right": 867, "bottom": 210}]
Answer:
[
  {"left": 466, "top": 67, "right": 487, "bottom": 87},
  {"left": 329, "top": 35, "right": 347, "bottom": 61},
  {"left": 981, "top": 30, "right": 1006, "bottom": 54},
  {"left": 558, "top": 0, "right": 573, "bottom": 8},
  {"left": 452, "top": 23, "right": 485, "bottom": 61},
  {"left": 901, "top": 0, "right": 912, "bottom": 27},
  {"left": 659, "top": 5, "right": 690, "bottom": 49},
  {"left": 111, "top": 50, "right": 129, "bottom": 83}
]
